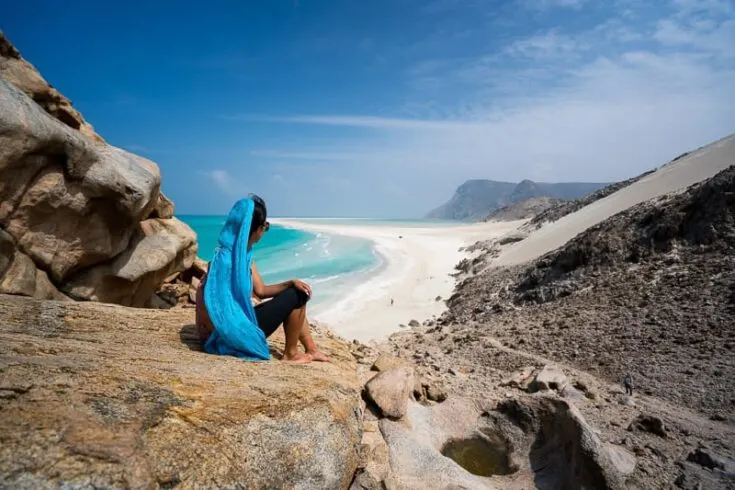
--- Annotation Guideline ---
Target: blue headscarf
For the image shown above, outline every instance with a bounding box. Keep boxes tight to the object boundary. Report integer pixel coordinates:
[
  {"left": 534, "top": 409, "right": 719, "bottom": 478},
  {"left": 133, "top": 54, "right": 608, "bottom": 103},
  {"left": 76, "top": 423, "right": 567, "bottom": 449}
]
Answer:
[{"left": 203, "top": 197, "right": 270, "bottom": 360}]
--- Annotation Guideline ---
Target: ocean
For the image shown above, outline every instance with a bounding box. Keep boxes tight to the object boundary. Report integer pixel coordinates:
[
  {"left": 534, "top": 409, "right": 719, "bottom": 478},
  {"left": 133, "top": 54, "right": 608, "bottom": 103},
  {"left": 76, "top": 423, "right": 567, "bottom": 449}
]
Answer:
[{"left": 180, "top": 216, "right": 388, "bottom": 311}]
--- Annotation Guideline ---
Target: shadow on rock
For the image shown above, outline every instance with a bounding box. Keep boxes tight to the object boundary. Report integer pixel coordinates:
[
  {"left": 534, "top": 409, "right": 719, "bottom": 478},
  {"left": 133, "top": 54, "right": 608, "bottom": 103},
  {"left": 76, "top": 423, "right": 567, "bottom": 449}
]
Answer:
[{"left": 178, "top": 324, "right": 202, "bottom": 351}]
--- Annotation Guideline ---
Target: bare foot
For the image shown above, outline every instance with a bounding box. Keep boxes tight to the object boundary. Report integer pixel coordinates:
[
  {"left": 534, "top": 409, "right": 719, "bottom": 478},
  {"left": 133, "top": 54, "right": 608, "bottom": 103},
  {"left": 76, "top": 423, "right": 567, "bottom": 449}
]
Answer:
[
  {"left": 308, "top": 351, "right": 331, "bottom": 362},
  {"left": 282, "top": 352, "right": 312, "bottom": 363}
]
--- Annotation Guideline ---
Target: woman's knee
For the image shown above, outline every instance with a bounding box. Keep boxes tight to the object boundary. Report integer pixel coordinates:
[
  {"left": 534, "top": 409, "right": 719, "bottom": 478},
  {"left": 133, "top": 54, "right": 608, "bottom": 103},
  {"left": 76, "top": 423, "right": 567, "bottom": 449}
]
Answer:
[{"left": 286, "top": 285, "right": 309, "bottom": 309}]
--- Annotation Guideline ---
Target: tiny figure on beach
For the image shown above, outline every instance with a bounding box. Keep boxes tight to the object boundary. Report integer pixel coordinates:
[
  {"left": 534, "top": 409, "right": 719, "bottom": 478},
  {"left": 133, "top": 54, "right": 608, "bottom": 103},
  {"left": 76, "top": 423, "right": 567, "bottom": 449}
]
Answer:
[
  {"left": 623, "top": 373, "right": 633, "bottom": 396},
  {"left": 390, "top": 298, "right": 394, "bottom": 306},
  {"left": 195, "top": 194, "right": 329, "bottom": 363}
]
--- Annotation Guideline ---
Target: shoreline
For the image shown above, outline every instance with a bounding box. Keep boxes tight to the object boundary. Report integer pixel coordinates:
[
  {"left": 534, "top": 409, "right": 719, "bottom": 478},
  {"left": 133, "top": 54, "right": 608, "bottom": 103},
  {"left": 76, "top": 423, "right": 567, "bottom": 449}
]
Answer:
[{"left": 272, "top": 218, "right": 524, "bottom": 341}]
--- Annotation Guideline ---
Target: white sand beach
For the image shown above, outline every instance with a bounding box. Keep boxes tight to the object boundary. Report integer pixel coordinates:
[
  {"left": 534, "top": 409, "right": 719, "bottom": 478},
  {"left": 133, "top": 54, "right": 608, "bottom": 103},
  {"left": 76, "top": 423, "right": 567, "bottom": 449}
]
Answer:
[
  {"left": 273, "top": 135, "right": 735, "bottom": 342},
  {"left": 271, "top": 218, "right": 523, "bottom": 341}
]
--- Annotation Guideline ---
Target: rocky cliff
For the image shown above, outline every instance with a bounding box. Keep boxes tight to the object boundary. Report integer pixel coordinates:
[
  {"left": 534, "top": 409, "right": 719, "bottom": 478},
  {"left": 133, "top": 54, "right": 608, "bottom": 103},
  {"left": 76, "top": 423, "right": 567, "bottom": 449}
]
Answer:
[
  {"left": 0, "top": 33, "right": 195, "bottom": 307},
  {"left": 427, "top": 179, "right": 606, "bottom": 221}
]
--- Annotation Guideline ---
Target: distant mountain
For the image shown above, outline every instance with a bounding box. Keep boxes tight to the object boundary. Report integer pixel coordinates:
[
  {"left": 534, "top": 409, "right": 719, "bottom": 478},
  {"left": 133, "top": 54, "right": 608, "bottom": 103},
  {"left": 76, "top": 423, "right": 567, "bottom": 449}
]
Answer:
[
  {"left": 426, "top": 179, "right": 608, "bottom": 221},
  {"left": 485, "top": 196, "right": 562, "bottom": 222}
]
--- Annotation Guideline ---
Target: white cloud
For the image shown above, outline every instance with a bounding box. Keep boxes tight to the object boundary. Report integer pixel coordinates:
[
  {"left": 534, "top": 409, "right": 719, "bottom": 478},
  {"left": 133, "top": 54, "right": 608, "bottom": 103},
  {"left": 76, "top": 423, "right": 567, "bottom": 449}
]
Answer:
[
  {"left": 505, "top": 31, "right": 584, "bottom": 60},
  {"left": 201, "top": 169, "right": 245, "bottom": 196},
  {"left": 672, "top": 0, "right": 734, "bottom": 16},
  {"left": 241, "top": 114, "right": 483, "bottom": 130},
  {"left": 655, "top": 18, "right": 735, "bottom": 57},
  {"left": 250, "top": 149, "right": 360, "bottom": 161}
]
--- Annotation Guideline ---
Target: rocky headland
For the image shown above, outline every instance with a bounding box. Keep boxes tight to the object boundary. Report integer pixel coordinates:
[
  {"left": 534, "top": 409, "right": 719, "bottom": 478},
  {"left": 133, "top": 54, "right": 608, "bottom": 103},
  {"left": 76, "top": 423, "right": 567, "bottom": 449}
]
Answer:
[{"left": 427, "top": 179, "right": 607, "bottom": 221}]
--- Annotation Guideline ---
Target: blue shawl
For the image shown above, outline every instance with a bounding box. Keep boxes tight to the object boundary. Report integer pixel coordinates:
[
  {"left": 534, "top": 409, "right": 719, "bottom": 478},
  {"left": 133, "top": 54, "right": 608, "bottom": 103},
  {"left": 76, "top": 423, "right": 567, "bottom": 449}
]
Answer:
[{"left": 203, "top": 197, "right": 270, "bottom": 360}]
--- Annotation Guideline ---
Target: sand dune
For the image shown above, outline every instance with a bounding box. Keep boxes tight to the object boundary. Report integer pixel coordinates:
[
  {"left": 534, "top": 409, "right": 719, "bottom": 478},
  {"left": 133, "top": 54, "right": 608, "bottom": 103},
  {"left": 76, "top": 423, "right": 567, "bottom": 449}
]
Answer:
[{"left": 495, "top": 134, "right": 735, "bottom": 266}]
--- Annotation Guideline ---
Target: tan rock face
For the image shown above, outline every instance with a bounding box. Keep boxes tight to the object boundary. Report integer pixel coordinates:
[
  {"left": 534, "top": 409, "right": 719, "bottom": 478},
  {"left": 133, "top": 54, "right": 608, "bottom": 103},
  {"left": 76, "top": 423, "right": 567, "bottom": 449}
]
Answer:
[
  {"left": 371, "top": 352, "right": 410, "bottom": 372},
  {"left": 0, "top": 229, "right": 67, "bottom": 300},
  {"left": 0, "top": 35, "right": 197, "bottom": 307},
  {"left": 365, "top": 367, "right": 414, "bottom": 419},
  {"left": 0, "top": 32, "right": 102, "bottom": 142},
  {"left": 0, "top": 294, "right": 362, "bottom": 489},
  {"left": 62, "top": 218, "right": 198, "bottom": 306}
]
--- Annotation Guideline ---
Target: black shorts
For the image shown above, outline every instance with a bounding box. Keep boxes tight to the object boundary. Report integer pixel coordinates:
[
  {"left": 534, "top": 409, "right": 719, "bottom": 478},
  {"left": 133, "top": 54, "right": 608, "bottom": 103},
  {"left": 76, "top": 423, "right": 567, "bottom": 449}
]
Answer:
[{"left": 254, "top": 286, "right": 309, "bottom": 337}]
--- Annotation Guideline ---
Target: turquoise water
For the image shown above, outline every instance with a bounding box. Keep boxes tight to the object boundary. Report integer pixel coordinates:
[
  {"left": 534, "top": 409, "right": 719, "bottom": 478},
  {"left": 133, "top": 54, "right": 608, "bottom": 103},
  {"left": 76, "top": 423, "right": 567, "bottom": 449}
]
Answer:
[{"left": 180, "top": 215, "right": 383, "bottom": 309}]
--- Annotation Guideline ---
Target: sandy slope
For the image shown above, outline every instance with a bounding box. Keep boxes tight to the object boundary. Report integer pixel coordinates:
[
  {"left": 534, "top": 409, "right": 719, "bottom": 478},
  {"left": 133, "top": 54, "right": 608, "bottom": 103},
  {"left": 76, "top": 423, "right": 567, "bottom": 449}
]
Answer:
[
  {"left": 495, "top": 134, "right": 735, "bottom": 266},
  {"left": 271, "top": 219, "right": 523, "bottom": 340}
]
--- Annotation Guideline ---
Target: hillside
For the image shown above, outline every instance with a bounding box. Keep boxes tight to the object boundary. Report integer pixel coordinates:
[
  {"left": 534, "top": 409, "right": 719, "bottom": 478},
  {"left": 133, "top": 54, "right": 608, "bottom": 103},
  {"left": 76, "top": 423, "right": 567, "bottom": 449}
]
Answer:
[
  {"left": 427, "top": 179, "right": 606, "bottom": 221},
  {"left": 444, "top": 164, "right": 735, "bottom": 416},
  {"left": 485, "top": 196, "right": 562, "bottom": 222},
  {"left": 386, "top": 160, "right": 735, "bottom": 489}
]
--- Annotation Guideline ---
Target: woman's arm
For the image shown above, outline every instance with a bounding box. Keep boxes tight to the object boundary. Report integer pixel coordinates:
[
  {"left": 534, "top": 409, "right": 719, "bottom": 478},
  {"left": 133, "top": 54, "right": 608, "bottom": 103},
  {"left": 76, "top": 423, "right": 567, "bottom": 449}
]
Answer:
[
  {"left": 251, "top": 261, "right": 313, "bottom": 299},
  {"left": 251, "top": 261, "right": 292, "bottom": 299}
]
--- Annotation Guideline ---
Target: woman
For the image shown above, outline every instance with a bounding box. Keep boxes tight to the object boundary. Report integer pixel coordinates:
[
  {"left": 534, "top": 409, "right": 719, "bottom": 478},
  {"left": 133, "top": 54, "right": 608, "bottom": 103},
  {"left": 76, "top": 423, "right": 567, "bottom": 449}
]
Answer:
[{"left": 195, "top": 195, "right": 329, "bottom": 362}]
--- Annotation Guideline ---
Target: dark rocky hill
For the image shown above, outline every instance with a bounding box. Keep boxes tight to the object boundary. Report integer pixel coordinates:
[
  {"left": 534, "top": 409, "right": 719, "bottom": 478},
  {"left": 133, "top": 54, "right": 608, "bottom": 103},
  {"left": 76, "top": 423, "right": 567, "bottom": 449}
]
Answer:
[
  {"left": 485, "top": 196, "right": 562, "bottom": 222},
  {"left": 445, "top": 165, "right": 735, "bottom": 417},
  {"left": 427, "top": 179, "right": 607, "bottom": 221}
]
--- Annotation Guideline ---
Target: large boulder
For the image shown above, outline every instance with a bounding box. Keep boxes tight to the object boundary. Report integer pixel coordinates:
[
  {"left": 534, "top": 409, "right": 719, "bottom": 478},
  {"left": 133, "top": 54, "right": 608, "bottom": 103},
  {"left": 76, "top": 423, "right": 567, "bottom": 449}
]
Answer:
[
  {"left": 365, "top": 367, "right": 414, "bottom": 419},
  {"left": 0, "top": 80, "right": 161, "bottom": 281},
  {"left": 0, "top": 34, "right": 196, "bottom": 307},
  {"left": 0, "top": 294, "right": 362, "bottom": 489},
  {"left": 0, "top": 32, "right": 102, "bottom": 142},
  {"left": 62, "top": 218, "right": 197, "bottom": 306}
]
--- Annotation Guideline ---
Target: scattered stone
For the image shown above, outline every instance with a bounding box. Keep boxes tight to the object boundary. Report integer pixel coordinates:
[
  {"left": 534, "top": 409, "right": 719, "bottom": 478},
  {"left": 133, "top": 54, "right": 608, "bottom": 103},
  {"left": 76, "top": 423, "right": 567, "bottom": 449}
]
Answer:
[
  {"left": 500, "top": 366, "right": 536, "bottom": 390},
  {"left": 435, "top": 295, "right": 442, "bottom": 301},
  {"left": 628, "top": 414, "right": 668, "bottom": 438},
  {"left": 191, "top": 257, "right": 209, "bottom": 277},
  {"left": 365, "top": 367, "right": 414, "bottom": 419},
  {"left": 561, "top": 385, "right": 586, "bottom": 401},
  {"left": 686, "top": 447, "right": 729, "bottom": 471},
  {"left": 408, "top": 319, "right": 420, "bottom": 328},
  {"left": 424, "top": 382, "right": 448, "bottom": 402},
  {"left": 605, "top": 443, "right": 637, "bottom": 475},
  {"left": 573, "top": 380, "right": 589, "bottom": 392},
  {"left": 618, "top": 395, "right": 635, "bottom": 406},
  {"left": 530, "top": 365, "right": 568, "bottom": 392},
  {"left": 371, "top": 353, "right": 409, "bottom": 373}
]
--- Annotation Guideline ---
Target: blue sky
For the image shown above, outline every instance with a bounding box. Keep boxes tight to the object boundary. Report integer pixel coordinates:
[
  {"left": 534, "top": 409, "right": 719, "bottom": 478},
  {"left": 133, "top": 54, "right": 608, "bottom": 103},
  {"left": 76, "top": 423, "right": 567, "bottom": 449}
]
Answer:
[{"left": 3, "top": 0, "right": 734, "bottom": 217}]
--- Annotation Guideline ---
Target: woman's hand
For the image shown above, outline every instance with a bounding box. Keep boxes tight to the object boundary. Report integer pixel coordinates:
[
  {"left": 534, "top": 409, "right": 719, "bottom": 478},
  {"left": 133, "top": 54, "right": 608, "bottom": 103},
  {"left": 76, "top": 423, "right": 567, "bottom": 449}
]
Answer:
[{"left": 291, "top": 279, "right": 312, "bottom": 298}]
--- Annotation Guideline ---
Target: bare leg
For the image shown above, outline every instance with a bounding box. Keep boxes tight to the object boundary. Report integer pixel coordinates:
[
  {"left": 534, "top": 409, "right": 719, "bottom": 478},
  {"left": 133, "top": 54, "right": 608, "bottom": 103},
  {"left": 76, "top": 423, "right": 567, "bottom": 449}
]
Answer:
[
  {"left": 282, "top": 306, "right": 311, "bottom": 362},
  {"left": 299, "top": 308, "right": 330, "bottom": 362}
]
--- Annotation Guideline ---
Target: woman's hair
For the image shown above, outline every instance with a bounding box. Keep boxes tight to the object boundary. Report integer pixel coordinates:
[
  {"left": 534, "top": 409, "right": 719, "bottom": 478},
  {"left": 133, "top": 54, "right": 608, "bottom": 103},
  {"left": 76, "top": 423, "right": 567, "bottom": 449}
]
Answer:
[{"left": 249, "top": 194, "right": 267, "bottom": 237}]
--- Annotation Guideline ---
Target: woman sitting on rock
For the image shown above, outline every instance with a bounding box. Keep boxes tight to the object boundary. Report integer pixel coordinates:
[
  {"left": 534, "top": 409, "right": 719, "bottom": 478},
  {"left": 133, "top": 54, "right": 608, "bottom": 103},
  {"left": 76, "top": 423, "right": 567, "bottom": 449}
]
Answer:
[{"left": 195, "top": 195, "right": 328, "bottom": 362}]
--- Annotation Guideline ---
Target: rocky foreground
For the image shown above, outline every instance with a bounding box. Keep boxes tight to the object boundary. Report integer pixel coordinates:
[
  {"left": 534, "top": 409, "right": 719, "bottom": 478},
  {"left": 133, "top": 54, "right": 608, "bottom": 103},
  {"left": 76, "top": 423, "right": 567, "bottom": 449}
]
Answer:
[
  {"left": 0, "top": 295, "right": 362, "bottom": 489},
  {"left": 1, "top": 292, "right": 653, "bottom": 490},
  {"left": 385, "top": 164, "right": 735, "bottom": 489}
]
